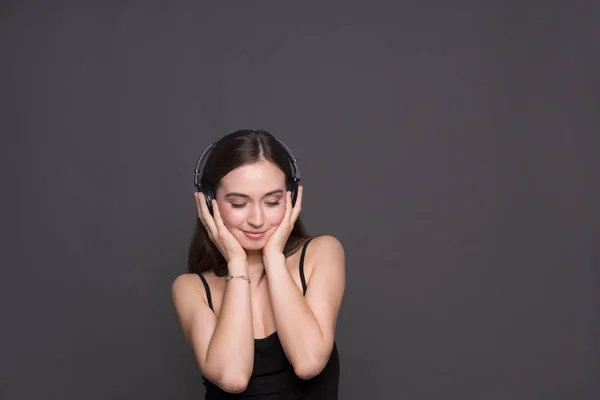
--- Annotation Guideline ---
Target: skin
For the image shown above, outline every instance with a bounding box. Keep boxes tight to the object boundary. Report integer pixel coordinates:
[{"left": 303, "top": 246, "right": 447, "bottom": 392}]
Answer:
[{"left": 171, "top": 160, "right": 345, "bottom": 393}]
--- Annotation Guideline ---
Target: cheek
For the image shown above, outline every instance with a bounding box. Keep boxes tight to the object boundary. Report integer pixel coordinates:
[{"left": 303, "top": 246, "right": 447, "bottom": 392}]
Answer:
[
  {"left": 266, "top": 206, "right": 286, "bottom": 225},
  {"left": 218, "top": 205, "right": 243, "bottom": 227}
]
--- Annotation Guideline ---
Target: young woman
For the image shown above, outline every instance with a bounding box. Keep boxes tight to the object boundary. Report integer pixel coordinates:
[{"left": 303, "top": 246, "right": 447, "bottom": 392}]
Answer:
[{"left": 172, "top": 129, "right": 346, "bottom": 399}]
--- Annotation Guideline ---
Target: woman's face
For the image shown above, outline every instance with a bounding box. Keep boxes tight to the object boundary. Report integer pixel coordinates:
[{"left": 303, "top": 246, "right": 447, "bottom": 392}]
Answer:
[{"left": 215, "top": 160, "right": 287, "bottom": 251}]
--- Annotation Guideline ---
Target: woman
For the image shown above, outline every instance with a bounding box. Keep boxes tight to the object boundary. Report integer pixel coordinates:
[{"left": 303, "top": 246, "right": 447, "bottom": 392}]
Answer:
[{"left": 172, "top": 129, "right": 346, "bottom": 399}]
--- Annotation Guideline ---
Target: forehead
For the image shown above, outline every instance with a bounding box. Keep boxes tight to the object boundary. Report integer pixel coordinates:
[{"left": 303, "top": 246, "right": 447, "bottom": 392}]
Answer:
[{"left": 219, "top": 160, "right": 286, "bottom": 192}]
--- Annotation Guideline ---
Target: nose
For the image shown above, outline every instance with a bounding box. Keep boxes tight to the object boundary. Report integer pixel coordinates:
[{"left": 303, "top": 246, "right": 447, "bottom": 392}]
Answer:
[{"left": 247, "top": 203, "right": 264, "bottom": 228}]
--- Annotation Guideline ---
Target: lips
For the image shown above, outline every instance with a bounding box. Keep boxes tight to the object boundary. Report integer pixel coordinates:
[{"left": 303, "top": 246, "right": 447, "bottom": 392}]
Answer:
[{"left": 242, "top": 230, "right": 266, "bottom": 239}]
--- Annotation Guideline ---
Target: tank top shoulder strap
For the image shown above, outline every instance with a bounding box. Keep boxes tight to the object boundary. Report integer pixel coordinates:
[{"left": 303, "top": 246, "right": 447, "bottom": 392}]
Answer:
[
  {"left": 299, "top": 237, "right": 315, "bottom": 296},
  {"left": 197, "top": 273, "right": 214, "bottom": 311}
]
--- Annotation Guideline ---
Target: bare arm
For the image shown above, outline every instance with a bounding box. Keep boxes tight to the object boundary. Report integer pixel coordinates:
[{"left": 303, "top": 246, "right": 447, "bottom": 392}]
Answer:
[
  {"left": 264, "top": 235, "right": 346, "bottom": 379},
  {"left": 172, "top": 260, "right": 254, "bottom": 393}
]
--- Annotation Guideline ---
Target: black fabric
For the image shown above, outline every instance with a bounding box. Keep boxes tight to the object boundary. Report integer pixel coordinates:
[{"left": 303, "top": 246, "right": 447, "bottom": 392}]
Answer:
[
  {"left": 198, "top": 272, "right": 213, "bottom": 311},
  {"left": 299, "top": 237, "right": 314, "bottom": 296}
]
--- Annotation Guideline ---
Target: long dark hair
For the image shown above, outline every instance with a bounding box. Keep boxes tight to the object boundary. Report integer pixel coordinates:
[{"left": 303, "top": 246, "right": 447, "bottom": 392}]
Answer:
[{"left": 188, "top": 129, "right": 311, "bottom": 276}]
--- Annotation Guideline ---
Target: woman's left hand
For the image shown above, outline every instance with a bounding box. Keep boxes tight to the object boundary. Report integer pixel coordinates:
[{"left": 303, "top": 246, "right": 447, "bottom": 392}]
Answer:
[{"left": 263, "top": 185, "right": 303, "bottom": 259}]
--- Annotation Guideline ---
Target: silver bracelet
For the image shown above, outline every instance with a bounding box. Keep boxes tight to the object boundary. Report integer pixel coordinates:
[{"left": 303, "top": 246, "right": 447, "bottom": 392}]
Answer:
[{"left": 225, "top": 275, "right": 251, "bottom": 283}]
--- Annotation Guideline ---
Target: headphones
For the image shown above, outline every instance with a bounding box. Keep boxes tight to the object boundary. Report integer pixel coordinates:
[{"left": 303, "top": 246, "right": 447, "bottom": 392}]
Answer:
[{"left": 193, "top": 138, "right": 301, "bottom": 215}]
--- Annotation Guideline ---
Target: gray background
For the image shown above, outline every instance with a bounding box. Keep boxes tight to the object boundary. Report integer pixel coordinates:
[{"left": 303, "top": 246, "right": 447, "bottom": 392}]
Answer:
[{"left": 2, "top": 1, "right": 599, "bottom": 399}]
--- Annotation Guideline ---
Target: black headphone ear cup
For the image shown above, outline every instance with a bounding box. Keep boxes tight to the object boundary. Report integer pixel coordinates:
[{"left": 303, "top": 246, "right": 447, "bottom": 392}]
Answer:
[{"left": 287, "top": 179, "right": 298, "bottom": 207}]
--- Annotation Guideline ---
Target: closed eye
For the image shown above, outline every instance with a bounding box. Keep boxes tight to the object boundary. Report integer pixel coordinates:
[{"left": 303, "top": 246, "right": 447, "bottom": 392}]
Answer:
[{"left": 230, "top": 201, "right": 280, "bottom": 209}]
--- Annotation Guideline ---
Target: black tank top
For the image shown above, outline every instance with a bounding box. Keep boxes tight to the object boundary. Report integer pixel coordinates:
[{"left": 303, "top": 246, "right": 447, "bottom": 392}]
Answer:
[{"left": 197, "top": 238, "right": 340, "bottom": 399}]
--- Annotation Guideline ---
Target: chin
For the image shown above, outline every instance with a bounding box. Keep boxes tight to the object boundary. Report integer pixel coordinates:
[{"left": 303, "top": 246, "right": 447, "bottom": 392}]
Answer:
[
  {"left": 240, "top": 240, "right": 266, "bottom": 252},
  {"left": 242, "top": 243, "right": 264, "bottom": 252}
]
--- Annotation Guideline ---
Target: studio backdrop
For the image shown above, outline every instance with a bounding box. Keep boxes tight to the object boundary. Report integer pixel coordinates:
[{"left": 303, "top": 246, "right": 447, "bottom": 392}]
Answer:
[{"left": 2, "top": 1, "right": 599, "bottom": 399}]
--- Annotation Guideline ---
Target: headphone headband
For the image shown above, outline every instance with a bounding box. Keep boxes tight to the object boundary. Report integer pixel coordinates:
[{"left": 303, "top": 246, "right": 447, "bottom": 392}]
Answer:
[{"left": 193, "top": 138, "right": 300, "bottom": 189}]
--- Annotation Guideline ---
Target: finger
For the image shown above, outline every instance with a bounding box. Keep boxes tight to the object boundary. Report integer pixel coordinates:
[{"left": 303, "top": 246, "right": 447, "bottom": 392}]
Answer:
[
  {"left": 290, "top": 185, "right": 303, "bottom": 222},
  {"left": 210, "top": 201, "right": 238, "bottom": 258},
  {"left": 284, "top": 190, "right": 293, "bottom": 221},
  {"left": 197, "top": 193, "right": 218, "bottom": 234},
  {"left": 195, "top": 193, "right": 208, "bottom": 227},
  {"left": 211, "top": 200, "right": 228, "bottom": 232},
  {"left": 195, "top": 193, "right": 207, "bottom": 221},
  {"left": 195, "top": 194, "right": 213, "bottom": 240}
]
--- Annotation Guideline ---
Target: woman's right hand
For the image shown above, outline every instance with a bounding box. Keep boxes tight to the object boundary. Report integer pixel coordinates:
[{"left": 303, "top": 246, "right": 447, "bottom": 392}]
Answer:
[{"left": 195, "top": 192, "right": 247, "bottom": 264}]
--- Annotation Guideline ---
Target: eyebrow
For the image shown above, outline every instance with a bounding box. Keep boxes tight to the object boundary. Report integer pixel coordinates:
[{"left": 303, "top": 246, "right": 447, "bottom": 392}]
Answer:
[{"left": 225, "top": 189, "right": 284, "bottom": 199}]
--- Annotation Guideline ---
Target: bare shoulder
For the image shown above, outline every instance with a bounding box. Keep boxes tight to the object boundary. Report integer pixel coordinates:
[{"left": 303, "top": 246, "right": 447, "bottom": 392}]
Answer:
[
  {"left": 307, "top": 235, "right": 345, "bottom": 262},
  {"left": 171, "top": 272, "right": 211, "bottom": 307},
  {"left": 309, "top": 234, "right": 344, "bottom": 253},
  {"left": 304, "top": 235, "right": 345, "bottom": 280},
  {"left": 172, "top": 273, "right": 201, "bottom": 293}
]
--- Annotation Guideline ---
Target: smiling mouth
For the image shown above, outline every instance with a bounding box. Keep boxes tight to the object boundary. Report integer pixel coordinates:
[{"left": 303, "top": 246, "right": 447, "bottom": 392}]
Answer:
[{"left": 242, "top": 230, "right": 266, "bottom": 239}]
